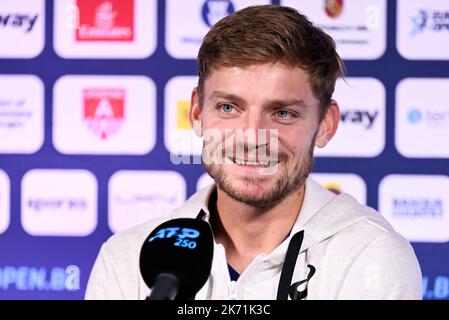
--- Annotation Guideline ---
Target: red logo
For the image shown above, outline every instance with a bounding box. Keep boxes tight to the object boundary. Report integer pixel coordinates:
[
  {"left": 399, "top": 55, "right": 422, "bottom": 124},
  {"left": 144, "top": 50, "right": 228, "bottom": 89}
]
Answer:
[
  {"left": 76, "top": 0, "right": 134, "bottom": 41},
  {"left": 83, "top": 88, "right": 125, "bottom": 140},
  {"left": 325, "top": 0, "right": 344, "bottom": 19}
]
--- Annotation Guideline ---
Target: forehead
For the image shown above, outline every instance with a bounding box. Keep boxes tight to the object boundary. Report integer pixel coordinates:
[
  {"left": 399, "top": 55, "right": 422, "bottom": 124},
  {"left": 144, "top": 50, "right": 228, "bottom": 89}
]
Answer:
[{"left": 203, "top": 63, "right": 317, "bottom": 103}]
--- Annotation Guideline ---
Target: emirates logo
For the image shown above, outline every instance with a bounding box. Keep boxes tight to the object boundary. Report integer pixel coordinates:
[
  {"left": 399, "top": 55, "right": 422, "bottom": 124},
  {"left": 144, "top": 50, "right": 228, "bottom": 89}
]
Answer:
[{"left": 76, "top": 0, "right": 134, "bottom": 41}]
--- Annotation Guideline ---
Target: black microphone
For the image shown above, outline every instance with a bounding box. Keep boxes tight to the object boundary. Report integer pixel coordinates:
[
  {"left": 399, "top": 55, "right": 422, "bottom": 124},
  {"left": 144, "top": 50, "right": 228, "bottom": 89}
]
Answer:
[{"left": 139, "top": 213, "right": 214, "bottom": 300}]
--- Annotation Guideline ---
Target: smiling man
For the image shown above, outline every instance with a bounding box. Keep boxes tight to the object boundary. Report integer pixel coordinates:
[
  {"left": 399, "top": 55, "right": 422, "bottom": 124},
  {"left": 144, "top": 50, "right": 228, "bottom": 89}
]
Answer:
[
  {"left": 86, "top": 5, "right": 422, "bottom": 300},
  {"left": 190, "top": 61, "right": 340, "bottom": 275}
]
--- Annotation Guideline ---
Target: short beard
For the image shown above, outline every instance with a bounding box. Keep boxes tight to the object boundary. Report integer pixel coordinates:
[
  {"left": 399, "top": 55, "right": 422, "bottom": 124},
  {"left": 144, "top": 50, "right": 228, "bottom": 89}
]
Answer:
[{"left": 203, "top": 134, "right": 316, "bottom": 209}]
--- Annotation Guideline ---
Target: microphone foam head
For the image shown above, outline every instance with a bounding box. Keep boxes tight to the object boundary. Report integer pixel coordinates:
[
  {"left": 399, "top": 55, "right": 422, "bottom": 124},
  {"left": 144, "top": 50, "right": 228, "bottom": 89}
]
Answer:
[{"left": 139, "top": 218, "right": 214, "bottom": 299}]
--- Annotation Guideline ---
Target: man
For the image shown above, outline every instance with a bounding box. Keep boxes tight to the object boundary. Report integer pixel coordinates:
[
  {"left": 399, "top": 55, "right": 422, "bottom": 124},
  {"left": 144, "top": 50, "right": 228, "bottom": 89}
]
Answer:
[{"left": 86, "top": 5, "right": 422, "bottom": 300}]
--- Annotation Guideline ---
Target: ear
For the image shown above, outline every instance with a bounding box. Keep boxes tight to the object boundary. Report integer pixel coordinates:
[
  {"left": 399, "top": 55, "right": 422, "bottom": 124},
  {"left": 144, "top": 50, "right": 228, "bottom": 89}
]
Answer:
[
  {"left": 315, "top": 100, "right": 340, "bottom": 148},
  {"left": 189, "top": 87, "right": 203, "bottom": 137}
]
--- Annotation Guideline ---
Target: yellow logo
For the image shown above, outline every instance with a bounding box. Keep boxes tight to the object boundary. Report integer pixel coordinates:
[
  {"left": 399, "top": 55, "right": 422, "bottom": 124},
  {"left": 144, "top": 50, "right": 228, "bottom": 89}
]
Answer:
[
  {"left": 177, "top": 100, "right": 191, "bottom": 130},
  {"left": 323, "top": 182, "right": 342, "bottom": 195}
]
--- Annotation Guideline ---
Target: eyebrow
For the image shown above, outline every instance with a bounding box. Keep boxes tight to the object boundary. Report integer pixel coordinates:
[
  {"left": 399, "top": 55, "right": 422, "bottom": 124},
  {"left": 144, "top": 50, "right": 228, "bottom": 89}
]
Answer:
[
  {"left": 210, "top": 91, "right": 309, "bottom": 109},
  {"left": 210, "top": 91, "right": 246, "bottom": 106}
]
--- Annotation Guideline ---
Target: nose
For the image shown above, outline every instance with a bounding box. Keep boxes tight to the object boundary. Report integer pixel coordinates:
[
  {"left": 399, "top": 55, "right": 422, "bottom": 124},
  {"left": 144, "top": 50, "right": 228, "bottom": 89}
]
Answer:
[
  {"left": 243, "top": 110, "right": 265, "bottom": 134},
  {"left": 239, "top": 110, "right": 271, "bottom": 152}
]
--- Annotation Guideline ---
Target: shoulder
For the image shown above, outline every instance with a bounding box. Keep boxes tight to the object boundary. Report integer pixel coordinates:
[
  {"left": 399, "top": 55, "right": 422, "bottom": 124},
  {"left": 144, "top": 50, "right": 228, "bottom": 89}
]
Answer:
[
  {"left": 330, "top": 195, "right": 422, "bottom": 299},
  {"left": 94, "top": 216, "right": 171, "bottom": 279},
  {"left": 337, "top": 230, "right": 422, "bottom": 299},
  {"left": 103, "top": 217, "right": 168, "bottom": 257},
  {"left": 331, "top": 193, "right": 418, "bottom": 263}
]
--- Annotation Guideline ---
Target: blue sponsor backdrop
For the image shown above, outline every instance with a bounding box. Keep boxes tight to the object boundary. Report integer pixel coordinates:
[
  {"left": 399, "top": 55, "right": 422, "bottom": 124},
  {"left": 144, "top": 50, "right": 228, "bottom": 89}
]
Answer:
[{"left": 0, "top": 0, "right": 448, "bottom": 300}]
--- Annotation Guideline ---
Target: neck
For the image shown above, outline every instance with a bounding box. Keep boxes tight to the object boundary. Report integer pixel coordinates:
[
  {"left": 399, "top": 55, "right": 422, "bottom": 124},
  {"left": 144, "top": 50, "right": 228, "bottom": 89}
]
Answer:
[{"left": 209, "top": 184, "right": 305, "bottom": 273}]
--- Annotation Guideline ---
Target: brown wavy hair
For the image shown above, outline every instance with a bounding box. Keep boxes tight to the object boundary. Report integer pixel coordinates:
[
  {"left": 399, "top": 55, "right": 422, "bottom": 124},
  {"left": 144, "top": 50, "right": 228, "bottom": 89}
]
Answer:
[{"left": 197, "top": 5, "right": 345, "bottom": 120}]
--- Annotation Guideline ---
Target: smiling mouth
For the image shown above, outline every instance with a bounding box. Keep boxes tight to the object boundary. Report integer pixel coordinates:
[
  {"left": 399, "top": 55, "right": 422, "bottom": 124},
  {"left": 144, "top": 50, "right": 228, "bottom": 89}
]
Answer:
[{"left": 229, "top": 157, "right": 279, "bottom": 168}]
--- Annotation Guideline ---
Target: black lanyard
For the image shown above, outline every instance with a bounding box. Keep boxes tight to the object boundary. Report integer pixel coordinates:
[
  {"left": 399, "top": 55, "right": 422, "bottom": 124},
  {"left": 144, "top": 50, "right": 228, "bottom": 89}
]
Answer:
[
  {"left": 199, "top": 207, "right": 310, "bottom": 300},
  {"left": 276, "top": 230, "right": 305, "bottom": 300}
]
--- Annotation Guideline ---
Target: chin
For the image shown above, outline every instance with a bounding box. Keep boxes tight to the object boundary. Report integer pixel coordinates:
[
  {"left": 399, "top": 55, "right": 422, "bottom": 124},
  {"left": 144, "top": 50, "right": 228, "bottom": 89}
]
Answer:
[
  {"left": 224, "top": 176, "right": 281, "bottom": 204},
  {"left": 230, "top": 171, "right": 274, "bottom": 187}
]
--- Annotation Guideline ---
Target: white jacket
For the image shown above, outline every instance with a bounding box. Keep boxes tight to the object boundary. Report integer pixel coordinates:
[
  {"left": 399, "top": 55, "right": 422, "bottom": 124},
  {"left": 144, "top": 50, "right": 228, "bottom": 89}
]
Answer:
[{"left": 85, "top": 178, "right": 422, "bottom": 300}]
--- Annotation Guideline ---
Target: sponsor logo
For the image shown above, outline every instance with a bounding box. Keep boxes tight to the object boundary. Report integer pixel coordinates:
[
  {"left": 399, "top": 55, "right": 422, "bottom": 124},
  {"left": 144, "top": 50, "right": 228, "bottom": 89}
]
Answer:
[
  {"left": 282, "top": 0, "right": 386, "bottom": 59},
  {"left": 423, "top": 275, "right": 449, "bottom": 300},
  {"left": 392, "top": 198, "right": 443, "bottom": 218},
  {"left": 340, "top": 109, "right": 379, "bottom": 129},
  {"left": 164, "top": 76, "right": 203, "bottom": 156},
  {"left": 0, "top": 12, "right": 39, "bottom": 33},
  {"left": 315, "top": 77, "right": 385, "bottom": 157},
  {"left": 166, "top": 0, "right": 269, "bottom": 59},
  {"left": 397, "top": 0, "right": 449, "bottom": 60},
  {"left": 54, "top": 0, "right": 156, "bottom": 58},
  {"left": 411, "top": 9, "right": 449, "bottom": 36},
  {"left": 323, "top": 182, "right": 343, "bottom": 195},
  {"left": 395, "top": 79, "right": 449, "bottom": 158},
  {"left": 108, "top": 171, "right": 186, "bottom": 233},
  {"left": 0, "top": 75, "right": 44, "bottom": 154},
  {"left": 407, "top": 108, "right": 423, "bottom": 124},
  {"left": 0, "top": 265, "right": 80, "bottom": 292},
  {"left": 149, "top": 227, "right": 200, "bottom": 250},
  {"left": 311, "top": 173, "right": 367, "bottom": 205},
  {"left": 21, "top": 169, "right": 97, "bottom": 237},
  {"left": 0, "top": 0, "right": 44, "bottom": 58},
  {"left": 318, "top": 0, "right": 382, "bottom": 35},
  {"left": 379, "top": 174, "right": 449, "bottom": 243},
  {"left": 325, "top": 0, "right": 344, "bottom": 19},
  {"left": 53, "top": 75, "right": 156, "bottom": 155},
  {"left": 320, "top": 17, "right": 368, "bottom": 34},
  {"left": 114, "top": 192, "right": 180, "bottom": 208},
  {"left": 201, "top": 0, "right": 235, "bottom": 27},
  {"left": 177, "top": 99, "right": 191, "bottom": 130},
  {"left": 83, "top": 88, "right": 125, "bottom": 140},
  {"left": 27, "top": 198, "right": 88, "bottom": 213},
  {"left": 0, "top": 98, "right": 31, "bottom": 130},
  {"left": 407, "top": 108, "right": 449, "bottom": 127},
  {"left": 76, "top": 0, "right": 134, "bottom": 41}
]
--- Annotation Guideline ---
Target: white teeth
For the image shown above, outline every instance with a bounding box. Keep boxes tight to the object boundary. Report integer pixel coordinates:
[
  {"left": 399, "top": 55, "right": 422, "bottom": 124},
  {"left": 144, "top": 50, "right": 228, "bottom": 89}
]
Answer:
[{"left": 234, "top": 159, "right": 273, "bottom": 167}]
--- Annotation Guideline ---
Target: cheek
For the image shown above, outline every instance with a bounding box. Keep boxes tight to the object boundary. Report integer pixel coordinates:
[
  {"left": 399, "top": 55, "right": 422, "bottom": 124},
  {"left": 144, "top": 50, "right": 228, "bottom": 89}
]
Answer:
[
  {"left": 201, "top": 109, "right": 229, "bottom": 130},
  {"left": 203, "top": 120, "right": 226, "bottom": 132},
  {"left": 203, "top": 116, "right": 244, "bottom": 132},
  {"left": 277, "top": 128, "right": 315, "bottom": 156}
]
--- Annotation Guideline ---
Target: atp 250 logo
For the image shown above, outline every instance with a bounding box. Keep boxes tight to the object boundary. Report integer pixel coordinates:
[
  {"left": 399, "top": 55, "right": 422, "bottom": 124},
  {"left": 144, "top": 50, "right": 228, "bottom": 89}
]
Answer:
[{"left": 149, "top": 227, "right": 200, "bottom": 250}]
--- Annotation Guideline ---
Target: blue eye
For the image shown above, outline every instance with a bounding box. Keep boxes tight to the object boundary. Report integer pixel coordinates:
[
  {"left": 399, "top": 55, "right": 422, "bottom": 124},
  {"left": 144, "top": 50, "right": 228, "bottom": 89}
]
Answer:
[
  {"left": 276, "top": 110, "right": 291, "bottom": 118},
  {"left": 221, "top": 104, "right": 234, "bottom": 113}
]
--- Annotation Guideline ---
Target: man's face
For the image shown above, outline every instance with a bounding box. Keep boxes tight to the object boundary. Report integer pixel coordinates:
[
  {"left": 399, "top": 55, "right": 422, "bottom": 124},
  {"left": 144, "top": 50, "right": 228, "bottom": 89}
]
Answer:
[{"left": 191, "top": 63, "right": 331, "bottom": 208}]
